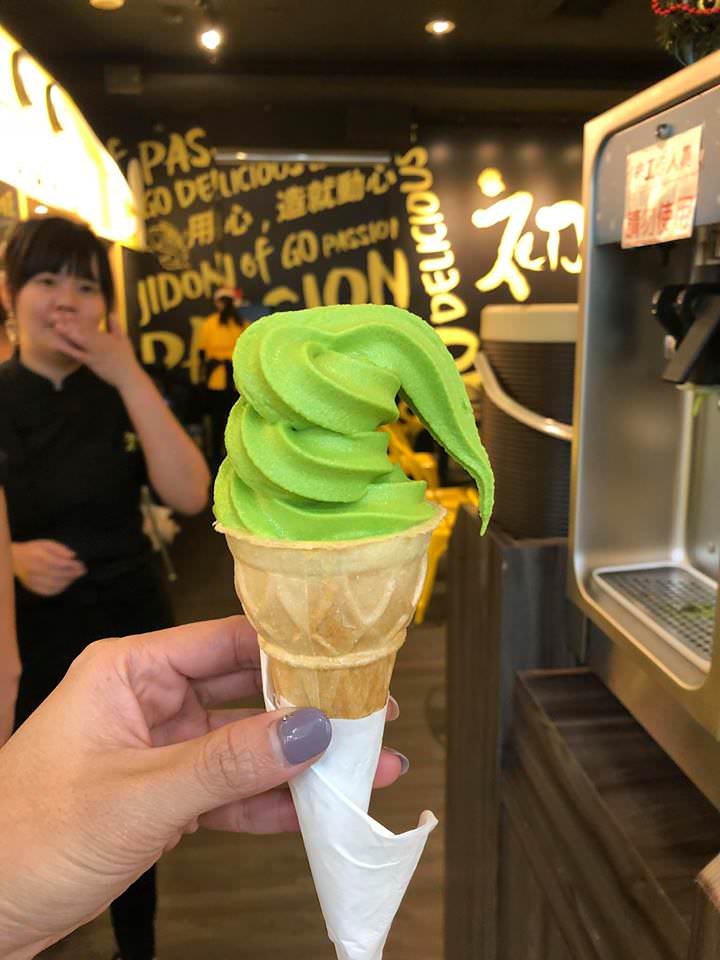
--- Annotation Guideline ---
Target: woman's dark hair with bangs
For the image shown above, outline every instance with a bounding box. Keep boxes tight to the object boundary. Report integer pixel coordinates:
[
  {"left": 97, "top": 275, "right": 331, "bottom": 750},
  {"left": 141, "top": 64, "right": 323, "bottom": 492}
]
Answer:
[{"left": 4, "top": 216, "right": 114, "bottom": 310}]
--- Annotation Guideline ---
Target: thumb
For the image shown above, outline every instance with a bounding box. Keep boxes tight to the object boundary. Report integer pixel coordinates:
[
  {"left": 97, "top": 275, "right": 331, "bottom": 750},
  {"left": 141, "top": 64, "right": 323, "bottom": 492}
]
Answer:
[{"left": 147, "top": 708, "right": 331, "bottom": 825}]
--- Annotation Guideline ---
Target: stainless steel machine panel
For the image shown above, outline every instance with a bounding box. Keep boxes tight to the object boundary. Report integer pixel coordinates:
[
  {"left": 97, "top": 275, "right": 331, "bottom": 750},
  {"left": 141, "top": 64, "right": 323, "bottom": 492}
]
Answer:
[
  {"left": 595, "top": 83, "right": 720, "bottom": 244},
  {"left": 569, "top": 55, "right": 720, "bottom": 797}
]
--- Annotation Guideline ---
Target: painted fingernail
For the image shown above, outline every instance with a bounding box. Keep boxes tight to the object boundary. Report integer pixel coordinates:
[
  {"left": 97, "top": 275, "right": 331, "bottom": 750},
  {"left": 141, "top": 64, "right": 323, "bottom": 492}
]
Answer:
[
  {"left": 387, "top": 695, "right": 400, "bottom": 720},
  {"left": 385, "top": 747, "right": 410, "bottom": 776},
  {"left": 278, "top": 708, "right": 332, "bottom": 764}
]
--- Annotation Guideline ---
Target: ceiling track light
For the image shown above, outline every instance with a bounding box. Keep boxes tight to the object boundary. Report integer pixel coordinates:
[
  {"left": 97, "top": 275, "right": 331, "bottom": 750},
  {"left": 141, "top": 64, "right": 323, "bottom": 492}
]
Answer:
[
  {"left": 89, "top": 0, "right": 126, "bottom": 9},
  {"left": 215, "top": 148, "right": 392, "bottom": 166},
  {"left": 196, "top": 0, "right": 225, "bottom": 54},
  {"left": 199, "top": 25, "right": 224, "bottom": 51},
  {"left": 425, "top": 18, "right": 456, "bottom": 35}
]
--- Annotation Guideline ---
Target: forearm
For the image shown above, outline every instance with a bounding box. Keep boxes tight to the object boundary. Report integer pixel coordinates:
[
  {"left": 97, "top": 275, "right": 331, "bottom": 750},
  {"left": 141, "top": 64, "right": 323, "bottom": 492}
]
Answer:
[
  {"left": 0, "top": 603, "right": 19, "bottom": 750},
  {"left": 7, "top": 542, "right": 25, "bottom": 591},
  {"left": 0, "top": 614, "right": 20, "bottom": 745},
  {"left": 0, "top": 859, "right": 53, "bottom": 960},
  {"left": 0, "top": 668, "right": 20, "bottom": 746},
  {"left": 0, "top": 490, "right": 19, "bottom": 746},
  {"left": 0, "top": 910, "right": 50, "bottom": 960},
  {"left": 119, "top": 367, "right": 210, "bottom": 514},
  {"left": 0, "top": 850, "right": 86, "bottom": 960},
  {"left": 0, "top": 935, "right": 44, "bottom": 960}
]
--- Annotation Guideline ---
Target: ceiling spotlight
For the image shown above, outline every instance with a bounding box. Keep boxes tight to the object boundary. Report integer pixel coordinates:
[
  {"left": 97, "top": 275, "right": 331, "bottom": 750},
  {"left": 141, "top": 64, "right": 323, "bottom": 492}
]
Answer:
[
  {"left": 199, "top": 26, "right": 224, "bottom": 51},
  {"left": 425, "top": 18, "right": 456, "bottom": 35},
  {"left": 89, "top": 0, "right": 126, "bottom": 9}
]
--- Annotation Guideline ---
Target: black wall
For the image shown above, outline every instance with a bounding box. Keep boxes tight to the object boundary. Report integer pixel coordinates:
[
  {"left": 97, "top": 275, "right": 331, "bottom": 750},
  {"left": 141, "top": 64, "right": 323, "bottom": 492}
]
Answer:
[{"left": 110, "top": 121, "right": 583, "bottom": 381}]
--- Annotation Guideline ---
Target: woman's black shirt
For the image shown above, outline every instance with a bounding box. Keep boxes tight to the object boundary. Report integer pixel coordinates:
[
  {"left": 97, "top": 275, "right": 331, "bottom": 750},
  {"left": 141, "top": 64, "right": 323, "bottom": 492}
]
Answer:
[{"left": 0, "top": 352, "right": 149, "bottom": 584}]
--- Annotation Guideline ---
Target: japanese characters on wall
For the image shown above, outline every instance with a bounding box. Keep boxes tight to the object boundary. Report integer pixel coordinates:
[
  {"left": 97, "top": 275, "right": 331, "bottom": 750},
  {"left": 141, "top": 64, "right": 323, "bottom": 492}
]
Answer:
[{"left": 108, "top": 124, "right": 583, "bottom": 384}]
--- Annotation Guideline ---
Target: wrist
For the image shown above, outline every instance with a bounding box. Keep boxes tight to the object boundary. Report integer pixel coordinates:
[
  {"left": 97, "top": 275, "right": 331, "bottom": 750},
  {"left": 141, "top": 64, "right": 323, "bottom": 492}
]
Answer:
[
  {"left": 0, "top": 908, "right": 49, "bottom": 960},
  {"left": 9, "top": 543, "right": 20, "bottom": 579},
  {"left": 0, "top": 940, "right": 43, "bottom": 960},
  {"left": 116, "top": 360, "right": 147, "bottom": 397},
  {"left": 0, "top": 944, "right": 39, "bottom": 960},
  {"left": 0, "top": 660, "right": 22, "bottom": 688}
]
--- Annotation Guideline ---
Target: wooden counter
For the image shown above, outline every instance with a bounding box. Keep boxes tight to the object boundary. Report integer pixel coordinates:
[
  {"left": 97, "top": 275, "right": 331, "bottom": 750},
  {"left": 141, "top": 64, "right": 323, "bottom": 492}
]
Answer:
[
  {"left": 445, "top": 506, "right": 720, "bottom": 960},
  {"left": 445, "top": 506, "right": 580, "bottom": 959},
  {"left": 501, "top": 670, "right": 720, "bottom": 959}
]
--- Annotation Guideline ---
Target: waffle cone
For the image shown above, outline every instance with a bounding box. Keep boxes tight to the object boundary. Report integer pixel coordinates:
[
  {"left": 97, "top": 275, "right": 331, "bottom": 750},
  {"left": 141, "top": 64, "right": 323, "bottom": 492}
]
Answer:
[{"left": 216, "top": 508, "right": 444, "bottom": 719}]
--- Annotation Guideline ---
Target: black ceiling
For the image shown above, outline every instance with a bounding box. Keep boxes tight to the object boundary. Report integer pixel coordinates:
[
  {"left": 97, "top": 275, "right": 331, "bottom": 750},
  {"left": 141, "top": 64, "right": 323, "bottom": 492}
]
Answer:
[{"left": 0, "top": 0, "right": 676, "bottom": 147}]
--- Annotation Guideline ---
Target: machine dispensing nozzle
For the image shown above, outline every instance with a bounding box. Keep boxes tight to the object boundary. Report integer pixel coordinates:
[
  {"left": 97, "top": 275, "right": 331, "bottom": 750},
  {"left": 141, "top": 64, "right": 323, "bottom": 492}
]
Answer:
[
  {"left": 651, "top": 285, "right": 686, "bottom": 342},
  {"left": 652, "top": 283, "right": 720, "bottom": 385}
]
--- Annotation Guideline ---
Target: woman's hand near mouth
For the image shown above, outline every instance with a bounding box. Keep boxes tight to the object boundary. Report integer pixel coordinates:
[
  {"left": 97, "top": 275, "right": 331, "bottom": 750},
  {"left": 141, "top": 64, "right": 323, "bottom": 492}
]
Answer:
[{"left": 54, "top": 312, "right": 141, "bottom": 393}]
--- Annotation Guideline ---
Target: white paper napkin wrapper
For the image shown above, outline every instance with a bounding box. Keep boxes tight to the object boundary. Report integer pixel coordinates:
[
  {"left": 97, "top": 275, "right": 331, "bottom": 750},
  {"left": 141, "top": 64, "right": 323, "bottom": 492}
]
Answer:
[{"left": 261, "top": 651, "right": 438, "bottom": 960}]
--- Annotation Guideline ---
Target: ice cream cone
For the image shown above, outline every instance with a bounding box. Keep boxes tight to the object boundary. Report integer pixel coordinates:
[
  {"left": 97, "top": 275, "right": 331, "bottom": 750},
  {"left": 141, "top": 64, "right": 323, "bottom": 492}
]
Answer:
[{"left": 216, "top": 505, "right": 444, "bottom": 719}]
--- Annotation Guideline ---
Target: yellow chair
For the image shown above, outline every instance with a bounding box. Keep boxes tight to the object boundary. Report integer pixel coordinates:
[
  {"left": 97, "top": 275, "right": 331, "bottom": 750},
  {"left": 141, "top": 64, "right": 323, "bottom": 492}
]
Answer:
[
  {"left": 382, "top": 422, "right": 439, "bottom": 488},
  {"left": 414, "top": 486, "right": 479, "bottom": 625},
  {"left": 396, "top": 400, "right": 426, "bottom": 447},
  {"left": 381, "top": 416, "right": 480, "bottom": 625}
]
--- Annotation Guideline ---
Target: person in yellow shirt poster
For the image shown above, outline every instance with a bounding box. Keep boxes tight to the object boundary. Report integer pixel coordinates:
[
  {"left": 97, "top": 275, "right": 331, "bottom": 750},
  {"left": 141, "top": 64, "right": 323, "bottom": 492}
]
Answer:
[{"left": 197, "top": 287, "right": 248, "bottom": 469}]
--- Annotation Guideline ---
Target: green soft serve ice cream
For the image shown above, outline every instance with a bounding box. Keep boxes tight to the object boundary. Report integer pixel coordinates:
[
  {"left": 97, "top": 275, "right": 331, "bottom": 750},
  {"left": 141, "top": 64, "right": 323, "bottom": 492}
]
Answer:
[{"left": 213, "top": 304, "right": 494, "bottom": 541}]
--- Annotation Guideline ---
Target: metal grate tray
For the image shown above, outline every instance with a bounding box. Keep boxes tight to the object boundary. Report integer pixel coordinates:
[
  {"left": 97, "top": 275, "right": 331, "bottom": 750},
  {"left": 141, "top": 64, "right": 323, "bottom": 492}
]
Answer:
[{"left": 593, "top": 564, "right": 717, "bottom": 671}]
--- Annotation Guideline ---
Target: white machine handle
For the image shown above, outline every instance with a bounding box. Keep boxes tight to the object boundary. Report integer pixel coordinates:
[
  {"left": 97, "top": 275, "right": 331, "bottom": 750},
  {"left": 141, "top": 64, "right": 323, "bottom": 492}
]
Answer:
[{"left": 474, "top": 351, "right": 573, "bottom": 442}]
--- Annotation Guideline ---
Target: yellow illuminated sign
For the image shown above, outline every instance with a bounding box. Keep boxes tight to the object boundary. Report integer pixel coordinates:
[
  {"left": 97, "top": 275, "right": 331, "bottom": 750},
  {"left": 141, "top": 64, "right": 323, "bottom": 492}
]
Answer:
[
  {"left": 0, "top": 24, "right": 142, "bottom": 247},
  {"left": 472, "top": 168, "right": 583, "bottom": 302},
  {"left": 476, "top": 167, "right": 505, "bottom": 198}
]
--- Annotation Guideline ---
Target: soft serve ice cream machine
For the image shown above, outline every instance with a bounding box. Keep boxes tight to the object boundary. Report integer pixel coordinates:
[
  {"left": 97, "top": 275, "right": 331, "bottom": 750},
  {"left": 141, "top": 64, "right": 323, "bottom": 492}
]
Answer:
[{"left": 569, "top": 52, "right": 720, "bottom": 808}]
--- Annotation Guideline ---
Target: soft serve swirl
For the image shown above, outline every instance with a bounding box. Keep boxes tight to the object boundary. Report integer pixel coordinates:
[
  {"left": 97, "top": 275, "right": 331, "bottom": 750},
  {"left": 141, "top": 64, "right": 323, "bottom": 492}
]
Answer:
[{"left": 213, "top": 304, "right": 494, "bottom": 541}]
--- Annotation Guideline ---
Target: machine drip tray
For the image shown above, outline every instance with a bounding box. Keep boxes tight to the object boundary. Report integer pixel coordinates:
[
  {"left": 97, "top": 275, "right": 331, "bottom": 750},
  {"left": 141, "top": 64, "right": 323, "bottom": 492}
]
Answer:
[{"left": 593, "top": 563, "right": 718, "bottom": 672}]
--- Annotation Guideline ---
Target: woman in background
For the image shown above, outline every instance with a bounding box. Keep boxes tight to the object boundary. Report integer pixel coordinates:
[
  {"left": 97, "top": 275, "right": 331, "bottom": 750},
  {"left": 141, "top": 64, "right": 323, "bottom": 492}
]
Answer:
[
  {"left": 197, "top": 286, "right": 248, "bottom": 468},
  {"left": 0, "top": 215, "right": 210, "bottom": 960}
]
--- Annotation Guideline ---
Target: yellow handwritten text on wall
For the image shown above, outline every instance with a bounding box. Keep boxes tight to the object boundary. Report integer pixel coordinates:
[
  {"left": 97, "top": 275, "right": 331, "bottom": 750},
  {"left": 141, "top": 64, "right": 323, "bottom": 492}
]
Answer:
[
  {"left": 276, "top": 166, "right": 397, "bottom": 222},
  {"left": 140, "top": 330, "right": 186, "bottom": 369},
  {"left": 137, "top": 129, "right": 324, "bottom": 188},
  {"left": 472, "top": 168, "right": 583, "bottom": 302},
  {"left": 137, "top": 252, "right": 236, "bottom": 326},
  {"left": 395, "top": 146, "right": 476, "bottom": 376},
  {"left": 321, "top": 218, "right": 399, "bottom": 258},
  {"left": 139, "top": 246, "right": 410, "bottom": 370},
  {"left": 262, "top": 247, "right": 409, "bottom": 312}
]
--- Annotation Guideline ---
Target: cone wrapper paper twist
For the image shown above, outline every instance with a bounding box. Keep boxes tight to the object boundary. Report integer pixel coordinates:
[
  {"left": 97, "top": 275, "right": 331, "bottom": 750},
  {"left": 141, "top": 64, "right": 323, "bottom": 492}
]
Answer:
[
  {"left": 217, "top": 508, "right": 443, "bottom": 959},
  {"left": 262, "top": 658, "right": 438, "bottom": 960}
]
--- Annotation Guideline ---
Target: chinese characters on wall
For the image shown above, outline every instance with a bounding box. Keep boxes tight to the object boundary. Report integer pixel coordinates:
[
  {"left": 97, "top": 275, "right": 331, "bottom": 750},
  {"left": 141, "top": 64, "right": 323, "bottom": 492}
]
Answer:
[{"left": 472, "top": 168, "right": 583, "bottom": 302}]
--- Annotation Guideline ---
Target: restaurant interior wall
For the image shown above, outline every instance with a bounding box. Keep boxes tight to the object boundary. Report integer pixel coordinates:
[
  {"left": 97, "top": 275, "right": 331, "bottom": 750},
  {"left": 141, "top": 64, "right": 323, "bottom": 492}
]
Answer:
[{"left": 107, "top": 119, "right": 583, "bottom": 394}]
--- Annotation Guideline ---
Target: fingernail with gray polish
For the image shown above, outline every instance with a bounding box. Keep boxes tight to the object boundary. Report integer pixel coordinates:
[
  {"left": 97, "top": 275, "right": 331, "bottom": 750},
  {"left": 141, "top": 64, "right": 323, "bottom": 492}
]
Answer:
[
  {"left": 278, "top": 708, "right": 332, "bottom": 764},
  {"left": 385, "top": 747, "right": 410, "bottom": 776}
]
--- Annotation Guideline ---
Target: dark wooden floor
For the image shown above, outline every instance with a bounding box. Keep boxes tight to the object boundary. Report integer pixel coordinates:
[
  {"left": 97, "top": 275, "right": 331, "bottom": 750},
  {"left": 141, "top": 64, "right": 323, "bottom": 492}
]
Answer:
[{"left": 42, "top": 511, "right": 446, "bottom": 959}]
